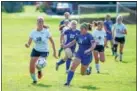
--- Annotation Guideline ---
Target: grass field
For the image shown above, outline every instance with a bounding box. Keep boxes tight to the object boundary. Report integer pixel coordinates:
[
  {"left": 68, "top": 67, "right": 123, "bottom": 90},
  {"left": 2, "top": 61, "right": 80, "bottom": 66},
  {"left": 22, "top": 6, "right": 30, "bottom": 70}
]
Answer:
[{"left": 2, "top": 6, "right": 136, "bottom": 91}]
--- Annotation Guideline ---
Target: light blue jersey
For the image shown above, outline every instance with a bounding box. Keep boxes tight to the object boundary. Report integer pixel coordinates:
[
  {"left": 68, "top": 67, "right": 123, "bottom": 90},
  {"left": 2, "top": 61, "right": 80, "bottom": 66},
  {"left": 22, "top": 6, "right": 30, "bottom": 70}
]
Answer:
[{"left": 30, "top": 28, "right": 51, "bottom": 52}]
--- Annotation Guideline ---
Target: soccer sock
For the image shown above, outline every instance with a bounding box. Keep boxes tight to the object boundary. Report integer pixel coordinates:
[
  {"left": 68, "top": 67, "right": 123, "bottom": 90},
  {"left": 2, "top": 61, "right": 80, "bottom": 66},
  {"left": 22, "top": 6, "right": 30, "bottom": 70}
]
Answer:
[
  {"left": 66, "top": 58, "right": 71, "bottom": 71},
  {"left": 57, "top": 59, "right": 65, "bottom": 66},
  {"left": 95, "top": 64, "right": 100, "bottom": 71},
  {"left": 58, "top": 47, "right": 63, "bottom": 57},
  {"left": 66, "top": 70, "right": 74, "bottom": 85},
  {"left": 30, "top": 73, "right": 37, "bottom": 81},
  {"left": 113, "top": 44, "right": 118, "bottom": 55}
]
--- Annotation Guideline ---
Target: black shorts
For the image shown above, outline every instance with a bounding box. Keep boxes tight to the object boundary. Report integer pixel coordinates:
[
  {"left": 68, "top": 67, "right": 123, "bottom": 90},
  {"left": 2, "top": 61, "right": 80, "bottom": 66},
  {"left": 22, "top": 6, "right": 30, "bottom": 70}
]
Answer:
[
  {"left": 31, "top": 48, "right": 49, "bottom": 57},
  {"left": 94, "top": 45, "right": 104, "bottom": 52},
  {"left": 115, "top": 37, "right": 125, "bottom": 44}
]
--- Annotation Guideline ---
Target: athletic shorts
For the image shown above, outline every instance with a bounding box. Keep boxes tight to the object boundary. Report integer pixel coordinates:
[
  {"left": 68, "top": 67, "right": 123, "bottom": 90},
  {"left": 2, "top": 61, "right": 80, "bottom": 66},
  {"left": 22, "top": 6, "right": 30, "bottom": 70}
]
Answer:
[
  {"left": 94, "top": 45, "right": 104, "bottom": 52},
  {"left": 115, "top": 37, "right": 125, "bottom": 44},
  {"left": 31, "top": 48, "right": 49, "bottom": 57},
  {"left": 75, "top": 52, "right": 92, "bottom": 65},
  {"left": 106, "top": 33, "right": 113, "bottom": 40}
]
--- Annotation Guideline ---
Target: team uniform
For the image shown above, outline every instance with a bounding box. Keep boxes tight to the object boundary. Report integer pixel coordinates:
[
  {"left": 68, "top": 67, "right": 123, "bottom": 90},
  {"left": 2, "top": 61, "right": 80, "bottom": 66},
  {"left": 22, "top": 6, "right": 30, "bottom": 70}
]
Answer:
[
  {"left": 56, "top": 29, "right": 80, "bottom": 72},
  {"left": 104, "top": 20, "right": 113, "bottom": 40},
  {"left": 30, "top": 28, "right": 51, "bottom": 58},
  {"left": 65, "top": 33, "right": 95, "bottom": 85},
  {"left": 92, "top": 29, "right": 106, "bottom": 52},
  {"left": 75, "top": 33, "right": 94, "bottom": 65},
  {"left": 113, "top": 23, "right": 126, "bottom": 44}
]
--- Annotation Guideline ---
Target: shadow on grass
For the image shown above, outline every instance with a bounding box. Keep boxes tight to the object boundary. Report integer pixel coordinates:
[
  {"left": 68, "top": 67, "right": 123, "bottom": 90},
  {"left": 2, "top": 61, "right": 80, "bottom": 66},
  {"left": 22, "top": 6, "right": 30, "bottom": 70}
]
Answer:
[
  {"left": 99, "top": 72, "right": 110, "bottom": 75},
  {"left": 32, "top": 83, "right": 52, "bottom": 88},
  {"left": 80, "top": 85, "right": 99, "bottom": 90},
  {"left": 121, "top": 61, "right": 129, "bottom": 64}
]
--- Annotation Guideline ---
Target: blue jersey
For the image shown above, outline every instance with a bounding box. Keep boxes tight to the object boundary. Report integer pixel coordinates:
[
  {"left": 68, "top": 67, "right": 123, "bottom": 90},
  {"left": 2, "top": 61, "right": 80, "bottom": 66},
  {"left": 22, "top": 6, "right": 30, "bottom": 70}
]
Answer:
[
  {"left": 76, "top": 33, "right": 94, "bottom": 54},
  {"left": 63, "top": 29, "right": 80, "bottom": 52},
  {"left": 104, "top": 20, "right": 113, "bottom": 32}
]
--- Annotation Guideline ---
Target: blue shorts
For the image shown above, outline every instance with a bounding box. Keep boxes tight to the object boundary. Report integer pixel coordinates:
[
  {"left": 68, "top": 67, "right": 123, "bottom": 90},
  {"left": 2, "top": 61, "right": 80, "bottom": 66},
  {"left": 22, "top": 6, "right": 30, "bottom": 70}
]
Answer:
[
  {"left": 75, "top": 52, "right": 92, "bottom": 65},
  {"left": 106, "top": 33, "right": 112, "bottom": 40},
  {"left": 31, "top": 48, "right": 49, "bottom": 57}
]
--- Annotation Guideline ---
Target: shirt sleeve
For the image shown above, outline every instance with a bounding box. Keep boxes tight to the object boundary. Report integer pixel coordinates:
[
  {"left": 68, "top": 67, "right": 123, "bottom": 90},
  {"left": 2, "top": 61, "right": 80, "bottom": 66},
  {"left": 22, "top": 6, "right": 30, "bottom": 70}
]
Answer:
[
  {"left": 47, "top": 29, "right": 51, "bottom": 38},
  {"left": 29, "top": 31, "right": 34, "bottom": 39},
  {"left": 89, "top": 34, "right": 95, "bottom": 43}
]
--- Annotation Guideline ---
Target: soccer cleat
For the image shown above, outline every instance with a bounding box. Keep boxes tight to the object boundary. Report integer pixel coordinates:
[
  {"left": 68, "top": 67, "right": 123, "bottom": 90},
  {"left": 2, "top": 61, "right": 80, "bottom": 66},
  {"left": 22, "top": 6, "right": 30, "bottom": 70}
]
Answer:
[
  {"left": 38, "top": 71, "right": 42, "bottom": 79},
  {"left": 86, "top": 66, "right": 92, "bottom": 75},
  {"left": 33, "top": 81, "right": 37, "bottom": 84},
  {"left": 64, "top": 83, "right": 70, "bottom": 86},
  {"left": 56, "top": 63, "right": 59, "bottom": 71},
  {"left": 97, "top": 71, "right": 100, "bottom": 74}
]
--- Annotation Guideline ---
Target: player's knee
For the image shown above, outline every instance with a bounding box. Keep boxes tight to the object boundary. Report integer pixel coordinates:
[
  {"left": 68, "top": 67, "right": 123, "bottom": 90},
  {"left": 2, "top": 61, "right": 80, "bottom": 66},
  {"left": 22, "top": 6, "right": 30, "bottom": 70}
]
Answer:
[{"left": 70, "top": 66, "right": 76, "bottom": 72}]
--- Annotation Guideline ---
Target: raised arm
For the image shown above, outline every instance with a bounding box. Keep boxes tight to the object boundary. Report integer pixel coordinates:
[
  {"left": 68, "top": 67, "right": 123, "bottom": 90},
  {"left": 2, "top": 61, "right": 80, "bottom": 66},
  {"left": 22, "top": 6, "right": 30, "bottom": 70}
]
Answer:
[{"left": 63, "top": 39, "right": 76, "bottom": 49}]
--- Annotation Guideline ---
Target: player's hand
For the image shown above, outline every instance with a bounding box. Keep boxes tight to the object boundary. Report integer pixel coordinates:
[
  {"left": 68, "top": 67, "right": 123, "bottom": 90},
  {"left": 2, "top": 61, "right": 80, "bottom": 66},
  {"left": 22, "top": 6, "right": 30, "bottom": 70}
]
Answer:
[
  {"left": 84, "top": 49, "right": 91, "bottom": 54},
  {"left": 61, "top": 44, "right": 66, "bottom": 49},
  {"left": 25, "top": 43, "right": 29, "bottom": 48}
]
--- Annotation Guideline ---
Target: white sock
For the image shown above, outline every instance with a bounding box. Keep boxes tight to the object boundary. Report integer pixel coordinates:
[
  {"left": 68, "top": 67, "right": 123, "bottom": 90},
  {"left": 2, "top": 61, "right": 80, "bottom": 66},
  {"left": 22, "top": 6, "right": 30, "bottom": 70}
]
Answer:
[{"left": 96, "top": 64, "right": 100, "bottom": 71}]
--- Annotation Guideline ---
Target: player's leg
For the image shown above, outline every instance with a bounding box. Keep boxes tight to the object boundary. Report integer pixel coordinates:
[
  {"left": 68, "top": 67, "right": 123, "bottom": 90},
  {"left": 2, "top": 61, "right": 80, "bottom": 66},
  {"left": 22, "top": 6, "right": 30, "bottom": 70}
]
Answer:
[
  {"left": 30, "top": 57, "right": 39, "bottom": 84},
  {"left": 119, "top": 37, "right": 125, "bottom": 61},
  {"left": 113, "top": 37, "right": 119, "bottom": 59},
  {"left": 99, "top": 46, "right": 105, "bottom": 62},
  {"left": 94, "top": 51, "right": 100, "bottom": 73},
  {"left": 66, "top": 58, "right": 72, "bottom": 73},
  {"left": 64, "top": 57, "right": 81, "bottom": 86},
  {"left": 58, "top": 47, "right": 63, "bottom": 57}
]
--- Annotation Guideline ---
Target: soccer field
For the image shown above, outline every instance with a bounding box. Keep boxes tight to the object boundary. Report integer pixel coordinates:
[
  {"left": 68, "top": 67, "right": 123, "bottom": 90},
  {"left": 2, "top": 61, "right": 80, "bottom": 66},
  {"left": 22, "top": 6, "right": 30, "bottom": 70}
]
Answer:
[{"left": 2, "top": 9, "right": 136, "bottom": 91}]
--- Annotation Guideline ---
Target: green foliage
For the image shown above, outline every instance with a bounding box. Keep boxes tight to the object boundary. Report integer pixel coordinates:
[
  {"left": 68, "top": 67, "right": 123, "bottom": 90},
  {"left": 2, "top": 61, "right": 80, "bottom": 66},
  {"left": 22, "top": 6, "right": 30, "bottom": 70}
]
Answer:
[{"left": 2, "top": 1, "right": 24, "bottom": 13}]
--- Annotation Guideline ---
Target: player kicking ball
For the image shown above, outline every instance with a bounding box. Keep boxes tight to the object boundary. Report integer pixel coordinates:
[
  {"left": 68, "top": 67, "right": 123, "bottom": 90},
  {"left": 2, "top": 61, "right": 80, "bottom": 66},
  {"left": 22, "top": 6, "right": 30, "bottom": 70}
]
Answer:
[
  {"left": 112, "top": 15, "right": 127, "bottom": 61},
  {"left": 92, "top": 21, "right": 107, "bottom": 73},
  {"left": 63, "top": 23, "right": 96, "bottom": 86},
  {"left": 56, "top": 20, "right": 80, "bottom": 73},
  {"left": 25, "top": 17, "right": 57, "bottom": 84}
]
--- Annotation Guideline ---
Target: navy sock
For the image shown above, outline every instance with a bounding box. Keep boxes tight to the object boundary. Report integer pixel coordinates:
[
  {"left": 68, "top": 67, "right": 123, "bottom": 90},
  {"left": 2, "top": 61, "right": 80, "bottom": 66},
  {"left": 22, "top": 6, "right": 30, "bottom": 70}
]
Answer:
[
  {"left": 67, "top": 70, "right": 74, "bottom": 85},
  {"left": 66, "top": 59, "right": 71, "bottom": 71},
  {"left": 57, "top": 59, "right": 65, "bottom": 66}
]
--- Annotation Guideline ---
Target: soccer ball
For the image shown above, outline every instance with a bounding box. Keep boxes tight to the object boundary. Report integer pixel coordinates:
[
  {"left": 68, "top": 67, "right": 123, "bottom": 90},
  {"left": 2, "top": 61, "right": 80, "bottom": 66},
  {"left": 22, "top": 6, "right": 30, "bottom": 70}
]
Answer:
[
  {"left": 36, "top": 57, "right": 47, "bottom": 69},
  {"left": 64, "top": 48, "right": 73, "bottom": 58}
]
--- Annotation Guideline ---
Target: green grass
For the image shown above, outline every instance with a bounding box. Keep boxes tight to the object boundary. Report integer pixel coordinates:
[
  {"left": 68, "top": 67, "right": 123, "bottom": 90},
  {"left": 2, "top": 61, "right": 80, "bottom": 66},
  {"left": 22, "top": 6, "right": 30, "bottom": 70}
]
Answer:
[{"left": 2, "top": 6, "right": 136, "bottom": 91}]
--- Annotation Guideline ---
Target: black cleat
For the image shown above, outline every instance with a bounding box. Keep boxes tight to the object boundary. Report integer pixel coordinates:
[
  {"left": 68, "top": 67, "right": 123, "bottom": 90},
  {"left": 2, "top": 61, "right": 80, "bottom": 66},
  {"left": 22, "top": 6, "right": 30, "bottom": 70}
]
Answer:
[
  {"left": 97, "top": 71, "right": 100, "bottom": 74},
  {"left": 64, "top": 83, "right": 70, "bottom": 86},
  {"left": 87, "top": 66, "right": 92, "bottom": 75},
  {"left": 33, "top": 81, "right": 37, "bottom": 84}
]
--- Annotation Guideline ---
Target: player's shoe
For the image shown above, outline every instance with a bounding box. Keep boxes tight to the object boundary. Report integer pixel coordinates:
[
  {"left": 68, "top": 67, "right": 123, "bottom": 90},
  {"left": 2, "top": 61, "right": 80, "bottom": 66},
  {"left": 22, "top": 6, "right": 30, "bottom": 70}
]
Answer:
[
  {"left": 64, "top": 83, "right": 70, "bottom": 86},
  {"left": 33, "top": 81, "right": 37, "bottom": 84},
  {"left": 38, "top": 71, "right": 42, "bottom": 79},
  {"left": 86, "top": 66, "right": 92, "bottom": 75},
  {"left": 97, "top": 71, "right": 100, "bottom": 74},
  {"left": 56, "top": 62, "right": 59, "bottom": 71}
]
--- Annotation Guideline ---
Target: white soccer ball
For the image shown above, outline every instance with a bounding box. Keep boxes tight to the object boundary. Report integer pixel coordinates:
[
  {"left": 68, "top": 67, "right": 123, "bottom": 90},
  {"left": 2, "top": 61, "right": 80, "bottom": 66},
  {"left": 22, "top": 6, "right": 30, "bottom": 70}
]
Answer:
[
  {"left": 64, "top": 48, "right": 73, "bottom": 59},
  {"left": 36, "top": 57, "right": 47, "bottom": 69}
]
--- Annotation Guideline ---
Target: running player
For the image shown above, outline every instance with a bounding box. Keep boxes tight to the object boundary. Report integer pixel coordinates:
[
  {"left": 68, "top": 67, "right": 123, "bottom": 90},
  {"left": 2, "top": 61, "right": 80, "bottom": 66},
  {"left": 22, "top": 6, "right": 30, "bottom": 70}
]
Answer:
[
  {"left": 112, "top": 15, "right": 127, "bottom": 61},
  {"left": 58, "top": 12, "right": 71, "bottom": 57},
  {"left": 63, "top": 22, "right": 96, "bottom": 86},
  {"left": 104, "top": 14, "right": 114, "bottom": 55},
  {"left": 25, "top": 17, "right": 57, "bottom": 84},
  {"left": 56, "top": 20, "right": 80, "bottom": 73},
  {"left": 92, "top": 21, "right": 107, "bottom": 73}
]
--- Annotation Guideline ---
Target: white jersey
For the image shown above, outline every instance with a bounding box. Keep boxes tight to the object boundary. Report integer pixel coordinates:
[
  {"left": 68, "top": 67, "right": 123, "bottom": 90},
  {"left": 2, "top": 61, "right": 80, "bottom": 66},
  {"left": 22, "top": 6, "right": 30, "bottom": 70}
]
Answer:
[
  {"left": 62, "top": 26, "right": 70, "bottom": 34},
  {"left": 92, "top": 29, "right": 106, "bottom": 45},
  {"left": 30, "top": 28, "right": 51, "bottom": 52},
  {"left": 113, "top": 23, "right": 126, "bottom": 37}
]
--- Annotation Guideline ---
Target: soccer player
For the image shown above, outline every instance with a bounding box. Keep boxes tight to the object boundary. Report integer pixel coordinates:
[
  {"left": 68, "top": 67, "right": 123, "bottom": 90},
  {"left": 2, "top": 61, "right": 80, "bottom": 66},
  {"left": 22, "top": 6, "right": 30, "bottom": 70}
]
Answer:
[
  {"left": 58, "top": 12, "right": 71, "bottom": 57},
  {"left": 25, "top": 17, "right": 57, "bottom": 84},
  {"left": 104, "top": 14, "right": 114, "bottom": 55},
  {"left": 56, "top": 20, "right": 80, "bottom": 73},
  {"left": 63, "top": 22, "right": 96, "bottom": 86},
  {"left": 112, "top": 15, "right": 127, "bottom": 61},
  {"left": 92, "top": 21, "right": 107, "bottom": 73}
]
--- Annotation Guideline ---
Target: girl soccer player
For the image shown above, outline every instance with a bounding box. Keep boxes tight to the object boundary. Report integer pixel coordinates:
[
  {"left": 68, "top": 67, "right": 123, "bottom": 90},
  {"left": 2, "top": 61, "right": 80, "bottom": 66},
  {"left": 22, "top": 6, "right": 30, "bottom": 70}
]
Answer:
[
  {"left": 104, "top": 14, "right": 114, "bottom": 55},
  {"left": 63, "top": 22, "right": 96, "bottom": 86},
  {"left": 56, "top": 20, "right": 80, "bottom": 73},
  {"left": 25, "top": 17, "right": 57, "bottom": 84},
  {"left": 92, "top": 21, "right": 107, "bottom": 73},
  {"left": 112, "top": 15, "right": 127, "bottom": 61}
]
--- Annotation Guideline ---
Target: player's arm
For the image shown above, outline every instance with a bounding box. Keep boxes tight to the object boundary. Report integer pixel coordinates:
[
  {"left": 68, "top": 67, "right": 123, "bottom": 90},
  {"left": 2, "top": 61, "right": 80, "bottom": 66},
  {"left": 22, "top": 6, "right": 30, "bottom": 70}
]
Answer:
[
  {"left": 84, "top": 40, "right": 96, "bottom": 54},
  {"left": 49, "top": 37, "right": 58, "bottom": 59},
  {"left": 121, "top": 29, "right": 127, "bottom": 34},
  {"left": 104, "top": 37, "right": 107, "bottom": 47},
  {"left": 25, "top": 38, "right": 32, "bottom": 48},
  {"left": 60, "top": 34, "right": 64, "bottom": 45},
  {"left": 112, "top": 25, "right": 116, "bottom": 39},
  {"left": 62, "top": 40, "right": 76, "bottom": 49}
]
